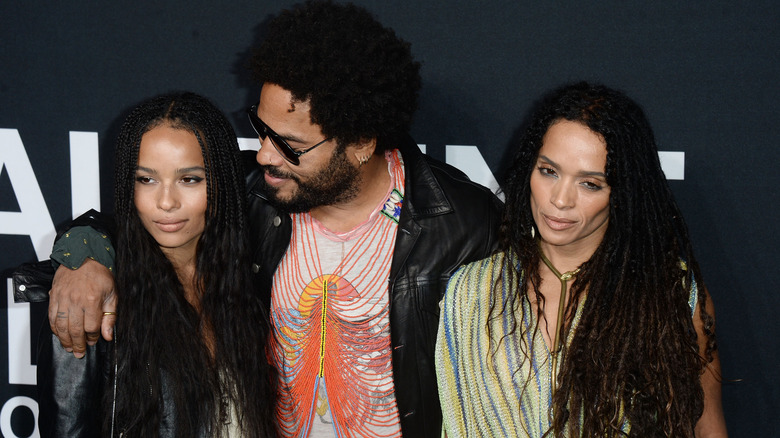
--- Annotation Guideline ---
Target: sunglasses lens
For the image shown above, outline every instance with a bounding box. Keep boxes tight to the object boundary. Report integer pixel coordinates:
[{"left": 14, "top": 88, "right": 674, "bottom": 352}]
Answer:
[
  {"left": 247, "top": 110, "right": 265, "bottom": 139},
  {"left": 271, "top": 138, "right": 299, "bottom": 165},
  {"left": 248, "top": 107, "right": 299, "bottom": 165}
]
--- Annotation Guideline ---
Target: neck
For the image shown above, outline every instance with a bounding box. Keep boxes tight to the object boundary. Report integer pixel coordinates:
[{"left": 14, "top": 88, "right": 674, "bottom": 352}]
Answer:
[
  {"left": 537, "top": 237, "right": 601, "bottom": 274},
  {"left": 538, "top": 245, "right": 580, "bottom": 281},
  {"left": 162, "top": 249, "right": 199, "bottom": 307},
  {"left": 310, "top": 153, "right": 390, "bottom": 233}
]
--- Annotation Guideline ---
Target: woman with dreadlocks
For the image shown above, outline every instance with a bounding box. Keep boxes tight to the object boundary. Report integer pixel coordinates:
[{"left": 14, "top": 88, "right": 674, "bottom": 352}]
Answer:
[
  {"left": 436, "top": 82, "right": 726, "bottom": 437},
  {"left": 38, "top": 92, "right": 276, "bottom": 437}
]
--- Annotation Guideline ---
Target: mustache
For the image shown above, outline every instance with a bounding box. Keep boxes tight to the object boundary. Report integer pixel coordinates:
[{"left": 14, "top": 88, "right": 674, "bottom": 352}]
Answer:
[{"left": 260, "top": 164, "right": 296, "bottom": 181}]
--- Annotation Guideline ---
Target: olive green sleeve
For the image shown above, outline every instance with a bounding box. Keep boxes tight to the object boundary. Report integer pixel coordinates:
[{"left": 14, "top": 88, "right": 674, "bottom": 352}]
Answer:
[{"left": 50, "top": 226, "right": 115, "bottom": 272}]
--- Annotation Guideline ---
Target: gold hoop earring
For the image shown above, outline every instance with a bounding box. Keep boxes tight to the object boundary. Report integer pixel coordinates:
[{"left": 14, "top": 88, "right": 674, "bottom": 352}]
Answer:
[{"left": 356, "top": 153, "right": 370, "bottom": 166}]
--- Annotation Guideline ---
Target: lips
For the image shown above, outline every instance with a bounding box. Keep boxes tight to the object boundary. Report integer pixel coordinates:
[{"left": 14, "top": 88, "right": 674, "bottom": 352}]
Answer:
[
  {"left": 542, "top": 214, "right": 576, "bottom": 231},
  {"left": 154, "top": 220, "right": 186, "bottom": 233},
  {"left": 264, "top": 172, "right": 287, "bottom": 186},
  {"left": 262, "top": 166, "right": 294, "bottom": 186}
]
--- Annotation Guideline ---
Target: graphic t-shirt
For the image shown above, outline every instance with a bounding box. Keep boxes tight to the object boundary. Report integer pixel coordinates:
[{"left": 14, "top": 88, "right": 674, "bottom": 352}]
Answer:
[{"left": 270, "top": 150, "right": 405, "bottom": 438}]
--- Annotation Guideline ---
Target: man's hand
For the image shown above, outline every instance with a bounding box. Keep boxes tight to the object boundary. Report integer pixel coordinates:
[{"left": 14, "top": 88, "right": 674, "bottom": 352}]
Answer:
[{"left": 48, "top": 259, "right": 116, "bottom": 358}]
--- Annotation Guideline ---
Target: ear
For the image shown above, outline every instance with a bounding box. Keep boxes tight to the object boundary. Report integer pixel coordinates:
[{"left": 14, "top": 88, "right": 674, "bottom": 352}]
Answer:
[
  {"left": 349, "top": 137, "right": 377, "bottom": 165},
  {"left": 351, "top": 137, "right": 377, "bottom": 155}
]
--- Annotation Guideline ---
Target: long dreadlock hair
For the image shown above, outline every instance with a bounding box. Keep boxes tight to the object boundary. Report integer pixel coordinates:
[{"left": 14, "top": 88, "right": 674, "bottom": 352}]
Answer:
[
  {"left": 110, "top": 92, "right": 275, "bottom": 437},
  {"left": 495, "top": 82, "right": 716, "bottom": 436}
]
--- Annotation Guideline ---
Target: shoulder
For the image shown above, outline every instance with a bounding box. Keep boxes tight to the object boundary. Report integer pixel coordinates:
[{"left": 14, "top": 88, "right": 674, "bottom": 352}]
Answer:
[
  {"left": 404, "top": 153, "right": 503, "bottom": 247},
  {"left": 423, "top": 154, "right": 501, "bottom": 210},
  {"left": 242, "top": 150, "right": 266, "bottom": 197},
  {"left": 451, "top": 252, "right": 506, "bottom": 283},
  {"left": 240, "top": 151, "right": 282, "bottom": 223},
  {"left": 398, "top": 138, "right": 502, "bottom": 217},
  {"left": 679, "top": 260, "right": 699, "bottom": 316},
  {"left": 241, "top": 159, "right": 292, "bottom": 256},
  {"left": 444, "top": 253, "right": 508, "bottom": 311},
  {"left": 688, "top": 275, "right": 699, "bottom": 316},
  {"left": 398, "top": 144, "right": 503, "bottom": 260}
]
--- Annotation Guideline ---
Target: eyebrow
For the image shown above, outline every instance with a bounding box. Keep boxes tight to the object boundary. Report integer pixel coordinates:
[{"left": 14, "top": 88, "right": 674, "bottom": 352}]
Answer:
[
  {"left": 177, "top": 166, "right": 206, "bottom": 173},
  {"left": 136, "top": 166, "right": 206, "bottom": 174},
  {"left": 277, "top": 129, "right": 319, "bottom": 147},
  {"left": 257, "top": 112, "right": 316, "bottom": 145},
  {"left": 538, "top": 154, "right": 606, "bottom": 178},
  {"left": 276, "top": 131, "right": 309, "bottom": 145}
]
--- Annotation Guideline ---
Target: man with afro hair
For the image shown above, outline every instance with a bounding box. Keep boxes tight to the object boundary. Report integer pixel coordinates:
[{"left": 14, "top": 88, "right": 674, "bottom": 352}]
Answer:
[
  {"left": 46, "top": 1, "right": 502, "bottom": 436},
  {"left": 245, "top": 4, "right": 500, "bottom": 436}
]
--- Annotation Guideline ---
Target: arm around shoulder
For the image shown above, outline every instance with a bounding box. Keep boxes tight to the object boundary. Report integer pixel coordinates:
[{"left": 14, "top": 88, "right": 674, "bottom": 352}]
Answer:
[{"left": 48, "top": 210, "right": 118, "bottom": 357}]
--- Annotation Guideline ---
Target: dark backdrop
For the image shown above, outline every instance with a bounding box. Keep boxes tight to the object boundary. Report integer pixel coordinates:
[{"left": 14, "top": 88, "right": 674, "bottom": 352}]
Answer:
[{"left": 1, "top": 1, "right": 777, "bottom": 436}]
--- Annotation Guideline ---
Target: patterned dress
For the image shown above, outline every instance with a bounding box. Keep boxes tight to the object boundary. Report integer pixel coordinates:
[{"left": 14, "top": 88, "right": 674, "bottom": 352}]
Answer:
[{"left": 435, "top": 252, "right": 698, "bottom": 437}]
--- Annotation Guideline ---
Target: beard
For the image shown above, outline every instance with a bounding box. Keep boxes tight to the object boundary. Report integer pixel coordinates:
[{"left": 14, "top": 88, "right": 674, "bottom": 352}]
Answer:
[{"left": 260, "top": 146, "right": 362, "bottom": 213}]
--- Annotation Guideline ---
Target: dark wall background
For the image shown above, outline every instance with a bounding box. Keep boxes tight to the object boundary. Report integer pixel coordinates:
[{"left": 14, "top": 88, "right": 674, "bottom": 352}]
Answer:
[{"left": 1, "top": 1, "right": 777, "bottom": 436}]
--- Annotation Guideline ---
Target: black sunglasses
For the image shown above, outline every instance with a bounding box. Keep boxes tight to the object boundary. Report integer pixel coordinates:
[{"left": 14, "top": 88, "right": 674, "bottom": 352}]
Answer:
[{"left": 247, "top": 105, "right": 330, "bottom": 165}]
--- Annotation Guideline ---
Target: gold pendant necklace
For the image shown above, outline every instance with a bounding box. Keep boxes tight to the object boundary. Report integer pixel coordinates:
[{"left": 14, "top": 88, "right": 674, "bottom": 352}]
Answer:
[{"left": 538, "top": 242, "right": 580, "bottom": 395}]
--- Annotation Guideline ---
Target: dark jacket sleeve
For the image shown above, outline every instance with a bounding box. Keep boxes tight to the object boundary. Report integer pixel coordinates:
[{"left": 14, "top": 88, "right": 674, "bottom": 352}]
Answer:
[
  {"left": 37, "top": 326, "right": 112, "bottom": 438},
  {"left": 11, "top": 208, "right": 117, "bottom": 434},
  {"left": 52, "top": 209, "right": 117, "bottom": 268},
  {"left": 13, "top": 257, "right": 112, "bottom": 437},
  {"left": 12, "top": 260, "right": 54, "bottom": 303},
  {"left": 11, "top": 209, "right": 116, "bottom": 304},
  {"left": 56, "top": 209, "right": 116, "bottom": 242}
]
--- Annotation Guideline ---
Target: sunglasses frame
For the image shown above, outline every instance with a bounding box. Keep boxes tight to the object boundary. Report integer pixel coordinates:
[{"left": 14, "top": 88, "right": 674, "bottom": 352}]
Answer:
[{"left": 247, "top": 104, "right": 330, "bottom": 165}]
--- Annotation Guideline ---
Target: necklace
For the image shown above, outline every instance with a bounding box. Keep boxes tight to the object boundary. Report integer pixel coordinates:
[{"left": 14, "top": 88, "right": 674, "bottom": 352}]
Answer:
[
  {"left": 270, "top": 150, "right": 406, "bottom": 437},
  {"left": 537, "top": 242, "right": 580, "bottom": 395}
]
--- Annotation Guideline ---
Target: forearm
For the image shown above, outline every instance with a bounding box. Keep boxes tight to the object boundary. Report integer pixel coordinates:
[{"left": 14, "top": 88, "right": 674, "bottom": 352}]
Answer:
[
  {"left": 47, "top": 211, "right": 118, "bottom": 355},
  {"left": 694, "top": 289, "right": 728, "bottom": 437},
  {"left": 695, "top": 353, "right": 727, "bottom": 437},
  {"left": 51, "top": 208, "right": 117, "bottom": 271},
  {"left": 51, "top": 226, "right": 115, "bottom": 272}
]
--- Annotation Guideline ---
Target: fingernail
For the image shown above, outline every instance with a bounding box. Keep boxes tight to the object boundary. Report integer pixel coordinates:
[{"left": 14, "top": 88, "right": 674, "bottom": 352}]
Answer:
[
  {"left": 65, "top": 348, "right": 73, "bottom": 353},
  {"left": 74, "top": 352, "right": 85, "bottom": 359}
]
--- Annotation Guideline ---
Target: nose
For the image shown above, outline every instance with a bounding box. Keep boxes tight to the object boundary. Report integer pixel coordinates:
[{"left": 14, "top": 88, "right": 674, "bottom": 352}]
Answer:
[
  {"left": 256, "top": 136, "right": 285, "bottom": 166},
  {"left": 550, "top": 181, "right": 575, "bottom": 210},
  {"left": 157, "top": 184, "right": 180, "bottom": 212}
]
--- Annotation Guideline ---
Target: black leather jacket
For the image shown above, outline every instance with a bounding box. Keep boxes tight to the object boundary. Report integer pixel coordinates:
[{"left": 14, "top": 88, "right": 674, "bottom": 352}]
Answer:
[
  {"left": 13, "top": 229, "right": 210, "bottom": 437},
  {"left": 13, "top": 261, "right": 111, "bottom": 437},
  {"left": 245, "top": 137, "right": 502, "bottom": 436}
]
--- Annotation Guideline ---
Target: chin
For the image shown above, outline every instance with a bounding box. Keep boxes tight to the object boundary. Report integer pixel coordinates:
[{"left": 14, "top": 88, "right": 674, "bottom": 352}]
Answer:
[
  {"left": 154, "top": 238, "right": 184, "bottom": 248},
  {"left": 538, "top": 231, "right": 577, "bottom": 247}
]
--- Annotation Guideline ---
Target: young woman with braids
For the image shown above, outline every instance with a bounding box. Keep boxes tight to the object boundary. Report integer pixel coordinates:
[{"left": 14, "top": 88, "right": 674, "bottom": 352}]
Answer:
[
  {"left": 435, "top": 82, "right": 727, "bottom": 437},
  {"left": 38, "top": 92, "right": 275, "bottom": 437}
]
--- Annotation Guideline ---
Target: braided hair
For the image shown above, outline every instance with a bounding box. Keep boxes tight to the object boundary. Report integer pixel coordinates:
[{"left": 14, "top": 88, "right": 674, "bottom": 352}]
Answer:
[
  {"left": 111, "top": 92, "right": 275, "bottom": 437},
  {"left": 495, "top": 82, "right": 715, "bottom": 436}
]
